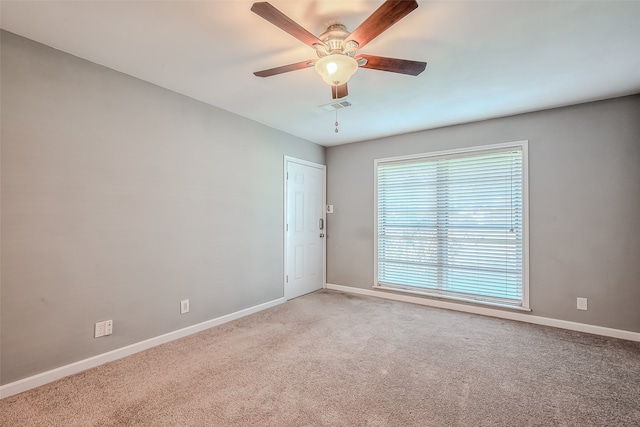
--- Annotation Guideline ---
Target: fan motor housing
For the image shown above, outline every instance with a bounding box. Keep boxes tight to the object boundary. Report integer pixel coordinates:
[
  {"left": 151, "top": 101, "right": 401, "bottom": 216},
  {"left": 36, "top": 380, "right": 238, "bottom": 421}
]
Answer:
[{"left": 315, "top": 24, "right": 358, "bottom": 57}]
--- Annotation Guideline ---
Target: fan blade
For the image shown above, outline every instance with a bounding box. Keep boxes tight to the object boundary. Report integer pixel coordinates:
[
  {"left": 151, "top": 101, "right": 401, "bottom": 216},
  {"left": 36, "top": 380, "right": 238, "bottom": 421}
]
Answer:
[
  {"left": 357, "top": 54, "right": 426, "bottom": 76},
  {"left": 345, "top": 0, "right": 418, "bottom": 49},
  {"left": 254, "top": 60, "right": 315, "bottom": 77},
  {"left": 331, "top": 83, "right": 348, "bottom": 99},
  {"left": 251, "top": 2, "right": 325, "bottom": 48}
]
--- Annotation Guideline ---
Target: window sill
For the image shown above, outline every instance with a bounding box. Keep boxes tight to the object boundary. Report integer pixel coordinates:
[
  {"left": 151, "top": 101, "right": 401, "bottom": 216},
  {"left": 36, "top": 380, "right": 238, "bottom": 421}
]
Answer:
[{"left": 374, "top": 285, "right": 532, "bottom": 312}]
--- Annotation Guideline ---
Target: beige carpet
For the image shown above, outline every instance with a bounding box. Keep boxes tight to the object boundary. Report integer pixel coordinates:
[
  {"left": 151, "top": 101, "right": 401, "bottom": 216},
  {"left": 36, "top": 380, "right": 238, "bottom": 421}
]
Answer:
[{"left": 1, "top": 290, "right": 639, "bottom": 426}]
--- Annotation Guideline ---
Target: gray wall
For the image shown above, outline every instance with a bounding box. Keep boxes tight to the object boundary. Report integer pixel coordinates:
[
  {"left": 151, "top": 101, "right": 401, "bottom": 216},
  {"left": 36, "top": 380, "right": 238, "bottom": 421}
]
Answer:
[
  {"left": 0, "top": 31, "right": 324, "bottom": 385},
  {"left": 326, "top": 95, "right": 640, "bottom": 333}
]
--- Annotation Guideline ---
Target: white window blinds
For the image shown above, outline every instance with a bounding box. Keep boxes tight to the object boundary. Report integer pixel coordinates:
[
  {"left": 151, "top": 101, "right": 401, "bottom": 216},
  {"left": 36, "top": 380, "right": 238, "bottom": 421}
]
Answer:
[{"left": 376, "top": 143, "right": 528, "bottom": 308}]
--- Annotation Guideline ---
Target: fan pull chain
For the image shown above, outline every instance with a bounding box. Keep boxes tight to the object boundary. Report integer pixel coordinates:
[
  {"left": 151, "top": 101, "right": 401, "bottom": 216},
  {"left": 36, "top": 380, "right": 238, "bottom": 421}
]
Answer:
[{"left": 333, "top": 84, "right": 339, "bottom": 133}]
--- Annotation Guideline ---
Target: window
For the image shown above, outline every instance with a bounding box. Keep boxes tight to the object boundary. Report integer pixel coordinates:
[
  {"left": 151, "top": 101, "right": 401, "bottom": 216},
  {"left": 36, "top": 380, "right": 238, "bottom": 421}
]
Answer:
[{"left": 375, "top": 142, "right": 529, "bottom": 309}]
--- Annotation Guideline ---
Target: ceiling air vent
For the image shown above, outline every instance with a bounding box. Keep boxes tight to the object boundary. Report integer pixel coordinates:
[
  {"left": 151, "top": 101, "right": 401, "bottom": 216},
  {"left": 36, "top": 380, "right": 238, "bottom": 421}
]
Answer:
[{"left": 319, "top": 100, "right": 352, "bottom": 112}]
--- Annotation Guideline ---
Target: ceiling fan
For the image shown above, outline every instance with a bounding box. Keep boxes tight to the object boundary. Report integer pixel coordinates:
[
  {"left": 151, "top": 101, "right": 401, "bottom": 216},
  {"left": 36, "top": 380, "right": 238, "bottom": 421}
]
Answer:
[{"left": 251, "top": 0, "right": 427, "bottom": 100}]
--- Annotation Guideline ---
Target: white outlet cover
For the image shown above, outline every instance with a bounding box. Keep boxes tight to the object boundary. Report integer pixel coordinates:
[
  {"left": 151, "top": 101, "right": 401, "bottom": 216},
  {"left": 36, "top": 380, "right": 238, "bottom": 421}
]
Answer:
[
  {"left": 94, "top": 321, "right": 105, "bottom": 338},
  {"left": 577, "top": 297, "right": 588, "bottom": 311},
  {"left": 181, "top": 299, "right": 190, "bottom": 314}
]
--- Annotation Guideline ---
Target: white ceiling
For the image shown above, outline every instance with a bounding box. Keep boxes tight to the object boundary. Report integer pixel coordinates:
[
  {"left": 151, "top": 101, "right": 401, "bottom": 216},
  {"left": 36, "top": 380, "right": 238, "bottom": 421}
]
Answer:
[{"left": 2, "top": 1, "right": 640, "bottom": 147}]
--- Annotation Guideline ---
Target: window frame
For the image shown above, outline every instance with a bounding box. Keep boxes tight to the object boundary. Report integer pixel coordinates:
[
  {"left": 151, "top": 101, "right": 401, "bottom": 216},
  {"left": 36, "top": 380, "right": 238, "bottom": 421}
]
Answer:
[{"left": 373, "top": 141, "right": 530, "bottom": 311}]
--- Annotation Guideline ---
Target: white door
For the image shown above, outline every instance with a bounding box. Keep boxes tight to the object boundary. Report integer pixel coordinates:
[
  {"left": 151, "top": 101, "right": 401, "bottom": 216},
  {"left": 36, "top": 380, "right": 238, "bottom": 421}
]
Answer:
[{"left": 284, "top": 158, "right": 325, "bottom": 300}]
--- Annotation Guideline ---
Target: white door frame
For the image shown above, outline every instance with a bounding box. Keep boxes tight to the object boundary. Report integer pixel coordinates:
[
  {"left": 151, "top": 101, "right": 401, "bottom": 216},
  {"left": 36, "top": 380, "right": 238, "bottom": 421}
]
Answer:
[{"left": 283, "top": 156, "right": 327, "bottom": 299}]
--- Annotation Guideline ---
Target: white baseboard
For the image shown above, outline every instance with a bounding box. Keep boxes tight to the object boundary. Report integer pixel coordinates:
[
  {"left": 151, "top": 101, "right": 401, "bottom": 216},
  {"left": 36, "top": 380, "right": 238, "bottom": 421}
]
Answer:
[
  {"left": 0, "top": 297, "right": 286, "bottom": 399},
  {"left": 326, "top": 283, "right": 640, "bottom": 342}
]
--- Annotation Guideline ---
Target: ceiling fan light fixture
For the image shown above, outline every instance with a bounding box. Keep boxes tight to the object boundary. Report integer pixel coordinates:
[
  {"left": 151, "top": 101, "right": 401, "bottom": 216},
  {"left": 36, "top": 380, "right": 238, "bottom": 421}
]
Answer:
[{"left": 314, "top": 54, "right": 358, "bottom": 86}]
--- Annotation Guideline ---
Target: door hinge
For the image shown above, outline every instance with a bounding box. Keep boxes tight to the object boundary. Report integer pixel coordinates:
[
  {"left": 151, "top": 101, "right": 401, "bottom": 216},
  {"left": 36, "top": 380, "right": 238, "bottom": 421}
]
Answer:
[
  {"left": 286, "top": 224, "right": 288, "bottom": 231},
  {"left": 286, "top": 172, "right": 289, "bottom": 180},
  {"left": 286, "top": 275, "right": 289, "bottom": 283}
]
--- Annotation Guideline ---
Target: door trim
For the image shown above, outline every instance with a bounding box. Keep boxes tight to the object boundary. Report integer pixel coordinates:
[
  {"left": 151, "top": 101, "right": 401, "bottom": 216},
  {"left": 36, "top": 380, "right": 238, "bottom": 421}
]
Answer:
[{"left": 283, "top": 156, "right": 327, "bottom": 299}]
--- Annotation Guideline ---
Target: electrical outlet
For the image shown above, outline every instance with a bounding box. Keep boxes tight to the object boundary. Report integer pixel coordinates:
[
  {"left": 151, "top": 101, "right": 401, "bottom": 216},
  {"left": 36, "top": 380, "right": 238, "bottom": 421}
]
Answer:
[
  {"left": 95, "top": 320, "right": 113, "bottom": 338},
  {"left": 95, "top": 321, "right": 105, "bottom": 338},
  {"left": 577, "top": 297, "right": 588, "bottom": 311},
  {"left": 326, "top": 205, "right": 334, "bottom": 214},
  {"left": 181, "top": 299, "right": 190, "bottom": 314}
]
